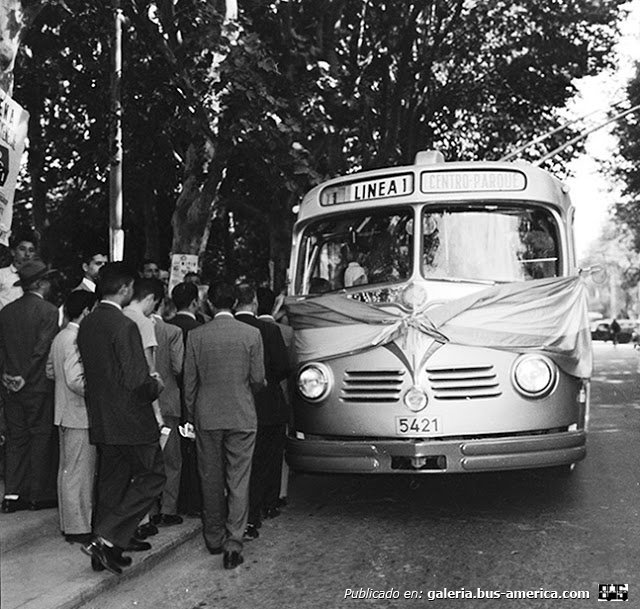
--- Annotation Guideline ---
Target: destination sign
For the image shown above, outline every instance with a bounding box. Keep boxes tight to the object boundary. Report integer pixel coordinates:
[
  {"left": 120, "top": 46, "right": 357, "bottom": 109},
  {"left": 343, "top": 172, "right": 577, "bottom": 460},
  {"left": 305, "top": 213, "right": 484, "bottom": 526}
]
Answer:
[
  {"left": 420, "top": 170, "right": 526, "bottom": 193},
  {"left": 320, "top": 173, "right": 414, "bottom": 206}
]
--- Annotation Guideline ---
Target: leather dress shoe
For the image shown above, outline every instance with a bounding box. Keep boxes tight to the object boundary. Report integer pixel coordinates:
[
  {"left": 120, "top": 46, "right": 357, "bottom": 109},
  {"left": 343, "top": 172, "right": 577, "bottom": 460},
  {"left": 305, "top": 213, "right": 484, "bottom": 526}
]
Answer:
[
  {"left": 91, "top": 553, "right": 132, "bottom": 571},
  {"left": 157, "top": 513, "right": 183, "bottom": 526},
  {"left": 243, "top": 524, "right": 259, "bottom": 541},
  {"left": 81, "top": 539, "right": 123, "bottom": 575},
  {"left": 207, "top": 546, "right": 223, "bottom": 555},
  {"left": 223, "top": 550, "right": 244, "bottom": 569},
  {"left": 112, "top": 548, "right": 133, "bottom": 567},
  {"left": 1, "top": 497, "right": 29, "bottom": 513},
  {"left": 135, "top": 523, "right": 159, "bottom": 539},
  {"left": 29, "top": 499, "right": 58, "bottom": 511},
  {"left": 125, "top": 538, "right": 152, "bottom": 552}
]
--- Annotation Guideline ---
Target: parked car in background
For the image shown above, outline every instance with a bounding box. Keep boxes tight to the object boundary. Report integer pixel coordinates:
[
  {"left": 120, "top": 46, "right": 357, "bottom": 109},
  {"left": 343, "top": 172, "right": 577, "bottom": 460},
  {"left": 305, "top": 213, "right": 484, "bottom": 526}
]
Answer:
[{"left": 591, "top": 318, "right": 635, "bottom": 343}]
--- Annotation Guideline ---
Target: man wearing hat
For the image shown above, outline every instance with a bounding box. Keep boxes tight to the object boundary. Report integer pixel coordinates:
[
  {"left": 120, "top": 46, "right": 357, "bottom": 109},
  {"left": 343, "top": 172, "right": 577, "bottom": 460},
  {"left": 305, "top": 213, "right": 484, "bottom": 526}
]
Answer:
[{"left": 0, "top": 259, "right": 59, "bottom": 513}]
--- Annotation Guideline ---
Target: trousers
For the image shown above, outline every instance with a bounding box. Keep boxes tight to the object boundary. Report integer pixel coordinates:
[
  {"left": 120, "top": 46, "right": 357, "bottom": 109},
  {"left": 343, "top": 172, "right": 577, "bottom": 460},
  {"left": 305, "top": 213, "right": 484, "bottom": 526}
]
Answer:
[
  {"left": 3, "top": 391, "right": 57, "bottom": 502},
  {"left": 197, "top": 429, "right": 255, "bottom": 553},
  {"left": 57, "top": 426, "right": 97, "bottom": 534},
  {"left": 93, "top": 442, "right": 166, "bottom": 548}
]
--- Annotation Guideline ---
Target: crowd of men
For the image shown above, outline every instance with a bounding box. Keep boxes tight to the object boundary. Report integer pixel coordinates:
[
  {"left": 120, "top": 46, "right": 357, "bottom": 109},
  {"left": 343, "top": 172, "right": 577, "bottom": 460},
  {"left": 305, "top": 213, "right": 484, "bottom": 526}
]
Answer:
[{"left": 0, "top": 233, "right": 294, "bottom": 572}]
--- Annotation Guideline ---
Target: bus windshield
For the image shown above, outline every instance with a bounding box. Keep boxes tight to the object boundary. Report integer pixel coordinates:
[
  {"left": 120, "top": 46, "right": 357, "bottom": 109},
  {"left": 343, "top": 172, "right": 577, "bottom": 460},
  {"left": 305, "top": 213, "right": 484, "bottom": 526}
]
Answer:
[
  {"left": 296, "top": 208, "right": 413, "bottom": 294},
  {"left": 422, "top": 204, "right": 560, "bottom": 283}
]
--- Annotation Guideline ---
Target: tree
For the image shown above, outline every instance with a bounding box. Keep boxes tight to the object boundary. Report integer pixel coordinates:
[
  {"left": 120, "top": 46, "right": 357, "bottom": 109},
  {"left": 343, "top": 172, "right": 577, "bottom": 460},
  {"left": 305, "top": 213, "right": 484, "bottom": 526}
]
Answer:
[{"left": 5, "top": 0, "right": 629, "bottom": 290}]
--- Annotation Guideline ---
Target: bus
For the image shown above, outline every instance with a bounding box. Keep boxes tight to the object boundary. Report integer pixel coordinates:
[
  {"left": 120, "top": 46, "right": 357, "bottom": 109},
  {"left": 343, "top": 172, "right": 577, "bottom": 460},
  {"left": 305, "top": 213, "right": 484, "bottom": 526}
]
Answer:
[{"left": 284, "top": 151, "right": 592, "bottom": 475}]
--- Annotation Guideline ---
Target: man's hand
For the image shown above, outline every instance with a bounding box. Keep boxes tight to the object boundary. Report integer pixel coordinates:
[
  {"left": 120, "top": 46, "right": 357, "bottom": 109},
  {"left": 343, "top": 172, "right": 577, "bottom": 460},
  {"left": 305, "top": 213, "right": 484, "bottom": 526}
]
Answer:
[
  {"left": 151, "top": 372, "right": 165, "bottom": 393},
  {"left": 178, "top": 422, "right": 196, "bottom": 440},
  {"left": 2, "top": 373, "right": 25, "bottom": 393}
]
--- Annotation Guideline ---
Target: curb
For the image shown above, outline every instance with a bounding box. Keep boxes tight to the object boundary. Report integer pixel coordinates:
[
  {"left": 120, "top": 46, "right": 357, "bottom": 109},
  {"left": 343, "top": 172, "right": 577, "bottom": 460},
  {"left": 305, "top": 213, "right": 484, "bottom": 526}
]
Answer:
[{"left": 6, "top": 519, "right": 202, "bottom": 609}]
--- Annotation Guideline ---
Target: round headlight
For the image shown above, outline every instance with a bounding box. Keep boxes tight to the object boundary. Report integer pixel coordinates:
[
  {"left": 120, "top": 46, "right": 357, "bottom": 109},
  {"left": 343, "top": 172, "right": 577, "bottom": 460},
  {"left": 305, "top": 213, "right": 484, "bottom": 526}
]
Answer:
[
  {"left": 297, "top": 363, "right": 332, "bottom": 402},
  {"left": 512, "top": 355, "right": 557, "bottom": 398}
]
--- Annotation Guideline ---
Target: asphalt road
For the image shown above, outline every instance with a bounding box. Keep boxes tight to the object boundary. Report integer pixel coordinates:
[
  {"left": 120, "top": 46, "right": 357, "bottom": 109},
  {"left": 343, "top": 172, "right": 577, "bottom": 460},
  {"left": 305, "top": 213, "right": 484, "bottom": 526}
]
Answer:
[{"left": 80, "top": 342, "right": 640, "bottom": 609}]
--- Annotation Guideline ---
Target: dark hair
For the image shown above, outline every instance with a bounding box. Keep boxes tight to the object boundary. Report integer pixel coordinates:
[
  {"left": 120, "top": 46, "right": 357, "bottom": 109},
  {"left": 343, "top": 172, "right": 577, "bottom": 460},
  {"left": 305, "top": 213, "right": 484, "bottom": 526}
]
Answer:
[
  {"left": 9, "top": 231, "right": 37, "bottom": 250},
  {"left": 209, "top": 283, "right": 235, "bottom": 310},
  {"left": 98, "top": 262, "right": 136, "bottom": 297},
  {"left": 235, "top": 283, "right": 256, "bottom": 306},
  {"left": 256, "top": 287, "right": 276, "bottom": 316},
  {"left": 171, "top": 282, "right": 199, "bottom": 310},
  {"left": 82, "top": 251, "right": 107, "bottom": 265},
  {"left": 142, "top": 259, "right": 158, "bottom": 268},
  {"left": 132, "top": 277, "right": 165, "bottom": 303},
  {"left": 65, "top": 290, "right": 97, "bottom": 320}
]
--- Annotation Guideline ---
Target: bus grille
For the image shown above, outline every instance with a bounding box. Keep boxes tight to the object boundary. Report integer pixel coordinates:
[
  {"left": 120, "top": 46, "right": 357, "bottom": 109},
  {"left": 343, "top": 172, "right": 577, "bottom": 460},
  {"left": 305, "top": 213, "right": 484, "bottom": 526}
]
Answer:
[
  {"left": 341, "top": 369, "right": 405, "bottom": 403},
  {"left": 426, "top": 365, "right": 501, "bottom": 400}
]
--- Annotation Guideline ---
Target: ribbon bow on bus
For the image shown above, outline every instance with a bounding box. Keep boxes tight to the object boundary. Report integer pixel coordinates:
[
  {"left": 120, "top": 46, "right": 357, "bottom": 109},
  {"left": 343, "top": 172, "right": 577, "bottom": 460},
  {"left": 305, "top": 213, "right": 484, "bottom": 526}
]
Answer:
[{"left": 286, "top": 275, "right": 592, "bottom": 380}]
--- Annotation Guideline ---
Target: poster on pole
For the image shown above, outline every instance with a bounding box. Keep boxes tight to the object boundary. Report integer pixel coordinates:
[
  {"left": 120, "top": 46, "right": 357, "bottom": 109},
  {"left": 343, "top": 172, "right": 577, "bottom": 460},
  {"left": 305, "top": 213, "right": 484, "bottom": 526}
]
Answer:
[
  {"left": 0, "top": 89, "right": 29, "bottom": 247},
  {"left": 168, "top": 253, "right": 199, "bottom": 295}
]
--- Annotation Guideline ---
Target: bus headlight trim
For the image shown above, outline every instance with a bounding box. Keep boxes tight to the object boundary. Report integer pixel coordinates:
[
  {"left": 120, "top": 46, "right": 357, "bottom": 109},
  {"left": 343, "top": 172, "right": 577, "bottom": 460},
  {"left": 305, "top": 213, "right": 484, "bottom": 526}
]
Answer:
[
  {"left": 512, "top": 354, "right": 557, "bottom": 398},
  {"left": 297, "top": 363, "right": 332, "bottom": 402}
]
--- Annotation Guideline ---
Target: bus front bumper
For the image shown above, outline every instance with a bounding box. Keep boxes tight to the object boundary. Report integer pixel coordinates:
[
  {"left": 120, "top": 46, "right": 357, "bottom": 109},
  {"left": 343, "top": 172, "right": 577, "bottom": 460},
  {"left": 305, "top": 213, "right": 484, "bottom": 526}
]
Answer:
[{"left": 285, "top": 430, "right": 586, "bottom": 474}]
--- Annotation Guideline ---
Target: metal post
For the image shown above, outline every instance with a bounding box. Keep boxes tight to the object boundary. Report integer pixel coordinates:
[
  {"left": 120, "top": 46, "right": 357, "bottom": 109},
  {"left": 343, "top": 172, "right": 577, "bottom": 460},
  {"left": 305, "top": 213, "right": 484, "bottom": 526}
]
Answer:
[{"left": 109, "top": 0, "right": 124, "bottom": 261}]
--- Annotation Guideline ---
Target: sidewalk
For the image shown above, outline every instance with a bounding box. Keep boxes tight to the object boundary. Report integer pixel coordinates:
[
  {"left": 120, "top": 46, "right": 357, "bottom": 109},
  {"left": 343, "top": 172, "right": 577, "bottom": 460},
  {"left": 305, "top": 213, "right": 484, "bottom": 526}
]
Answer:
[{"left": 0, "top": 481, "right": 202, "bottom": 609}]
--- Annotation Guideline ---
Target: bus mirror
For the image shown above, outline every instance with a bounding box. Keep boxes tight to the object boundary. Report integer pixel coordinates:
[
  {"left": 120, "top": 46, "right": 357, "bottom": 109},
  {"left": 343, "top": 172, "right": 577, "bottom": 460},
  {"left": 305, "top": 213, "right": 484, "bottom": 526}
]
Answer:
[{"left": 580, "top": 265, "right": 607, "bottom": 284}]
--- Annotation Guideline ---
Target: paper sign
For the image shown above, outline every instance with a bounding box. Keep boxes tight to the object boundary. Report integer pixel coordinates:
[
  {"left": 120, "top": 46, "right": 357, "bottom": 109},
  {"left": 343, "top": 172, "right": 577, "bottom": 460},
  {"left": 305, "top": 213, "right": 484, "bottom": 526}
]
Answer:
[
  {"left": 168, "top": 253, "right": 199, "bottom": 295},
  {"left": 0, "top": 89, "right": 29, "bottom": 246}
]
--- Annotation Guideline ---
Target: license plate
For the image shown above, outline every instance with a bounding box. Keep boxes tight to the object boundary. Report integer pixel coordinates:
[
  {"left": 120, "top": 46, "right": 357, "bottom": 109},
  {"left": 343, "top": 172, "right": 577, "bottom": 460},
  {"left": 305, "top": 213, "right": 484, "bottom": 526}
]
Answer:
[{"left": 395, "top": 416, "right": 441, "bottom": 436}]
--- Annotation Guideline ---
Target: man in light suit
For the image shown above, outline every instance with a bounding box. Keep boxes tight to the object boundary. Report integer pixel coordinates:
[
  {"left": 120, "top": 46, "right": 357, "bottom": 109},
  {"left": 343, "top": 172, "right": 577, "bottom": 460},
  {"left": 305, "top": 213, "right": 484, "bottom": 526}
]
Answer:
[
  {"left": 46, "top": 290, "right": 97, "bottom": 543},
  {"left": 184, "top": 282, "right": 264, "bottom": 570},
  {"left": 151, "top": 299, "right": 184, "bottom": 526},
  {"left": 0, "top": 259, "right": 59, "bottom": 513},
  {"left": 78, "top": 263, "right": 165, "bottom": 575}
]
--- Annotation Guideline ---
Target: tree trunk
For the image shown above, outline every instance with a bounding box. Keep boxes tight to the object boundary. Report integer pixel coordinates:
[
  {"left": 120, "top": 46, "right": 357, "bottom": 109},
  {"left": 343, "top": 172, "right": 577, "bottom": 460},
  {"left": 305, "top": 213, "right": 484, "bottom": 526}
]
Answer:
[{"left": 170, "top": 141, "right": 224, "bottom": 261}]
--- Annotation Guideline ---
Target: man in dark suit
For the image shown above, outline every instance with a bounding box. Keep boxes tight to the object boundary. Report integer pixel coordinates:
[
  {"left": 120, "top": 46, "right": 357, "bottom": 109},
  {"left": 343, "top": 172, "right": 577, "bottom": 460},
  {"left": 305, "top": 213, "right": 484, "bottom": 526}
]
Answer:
[
  {"left": 235, "top": 284, "right": 290, "bottom": 539},
  {"left": 77, "top": 263, "right": 165, "bottom": 575},
  {"left": 169, "top": 281, "right": 203, "bottom": 516},
  {"left": 170, "top": 282, "right": 202, "bottom": 342},
  {"left": 256, "top": 286, "right": 295, "bottom": 510},
  {"left": 183, "top": 283, "right": 264, "bottom": 570},
  {"left": 0, "top": 259, "right": 59, "bottom": 513}
]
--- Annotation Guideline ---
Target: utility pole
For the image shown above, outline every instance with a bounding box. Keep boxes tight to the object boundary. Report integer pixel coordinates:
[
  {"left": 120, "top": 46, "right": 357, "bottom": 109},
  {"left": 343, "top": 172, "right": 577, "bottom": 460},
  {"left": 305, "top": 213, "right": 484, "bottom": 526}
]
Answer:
[{"left": 109, "top": 0, "right": 124, "bottom": 261}]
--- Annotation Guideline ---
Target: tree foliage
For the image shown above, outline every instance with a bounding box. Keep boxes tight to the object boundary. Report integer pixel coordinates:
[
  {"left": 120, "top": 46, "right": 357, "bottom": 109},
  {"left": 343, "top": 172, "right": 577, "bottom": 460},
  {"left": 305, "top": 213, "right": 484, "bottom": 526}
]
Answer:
[
  {"left": 7, "top": 0, "right": 627, "bottom": 289},
  {"left": 613, "top": 60, "right": 640, "bottom": 252}
]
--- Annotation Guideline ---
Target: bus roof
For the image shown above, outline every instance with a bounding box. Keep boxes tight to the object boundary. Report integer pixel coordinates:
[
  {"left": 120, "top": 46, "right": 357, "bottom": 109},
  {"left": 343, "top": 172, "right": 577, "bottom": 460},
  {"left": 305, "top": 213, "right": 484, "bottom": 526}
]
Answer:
[{"left": 296, "top": 156, "right": 572, "bottom": 222}]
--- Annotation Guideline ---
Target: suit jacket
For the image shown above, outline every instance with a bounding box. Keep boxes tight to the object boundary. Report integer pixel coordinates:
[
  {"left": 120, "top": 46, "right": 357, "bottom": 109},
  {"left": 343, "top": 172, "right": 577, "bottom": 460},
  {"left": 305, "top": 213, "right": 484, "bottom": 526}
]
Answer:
[
  {"left": 78, "top": 301, "right": 161, "bottom": 445},
  {"left": 153, "top": 315, "right": 183, "bottom": 418},
  {"left": 184, "top": 314, "right": 265, "bottom": 431},
  {"left": 236, "top": 312, "right": 290, "bottom": 425},
  {"left": 46, "top": 322, "right": 88, "bottom": 428},
  {"left": 0, "top": 291, "right": 58, "bottom": 393},
  {"left": 170, "top": 312, "right": 202, "bottom": 345}
]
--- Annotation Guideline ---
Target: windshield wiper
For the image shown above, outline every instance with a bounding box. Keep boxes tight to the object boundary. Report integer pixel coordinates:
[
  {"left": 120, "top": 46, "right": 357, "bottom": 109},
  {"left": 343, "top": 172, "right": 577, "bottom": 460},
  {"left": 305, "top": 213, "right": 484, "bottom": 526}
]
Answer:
[{"left": 424, "top": 276, "right": 497, "bottom": 286}]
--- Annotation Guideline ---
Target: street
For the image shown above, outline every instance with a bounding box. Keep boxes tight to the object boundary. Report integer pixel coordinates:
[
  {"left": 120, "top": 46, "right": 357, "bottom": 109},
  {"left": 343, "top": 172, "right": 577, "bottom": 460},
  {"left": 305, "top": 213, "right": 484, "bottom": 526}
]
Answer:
[{"left": 80, "top": 342, "right": 640, "bottom": 609}]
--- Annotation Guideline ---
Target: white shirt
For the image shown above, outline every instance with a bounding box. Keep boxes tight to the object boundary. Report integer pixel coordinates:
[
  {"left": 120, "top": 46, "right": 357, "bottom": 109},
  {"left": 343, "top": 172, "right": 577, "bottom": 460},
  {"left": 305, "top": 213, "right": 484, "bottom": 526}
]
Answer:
[
  {"left": 0, "top": 264, "right": 22, "bottom": 310},
  {"left": 77, "top": 277, "right": 96, "bottom": 292},
  {"left": 100, "top": 299, "right": 122, "bottom": 311},
  {"left": 344, "top": 262, "right": 368, "bottom": 287}
]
